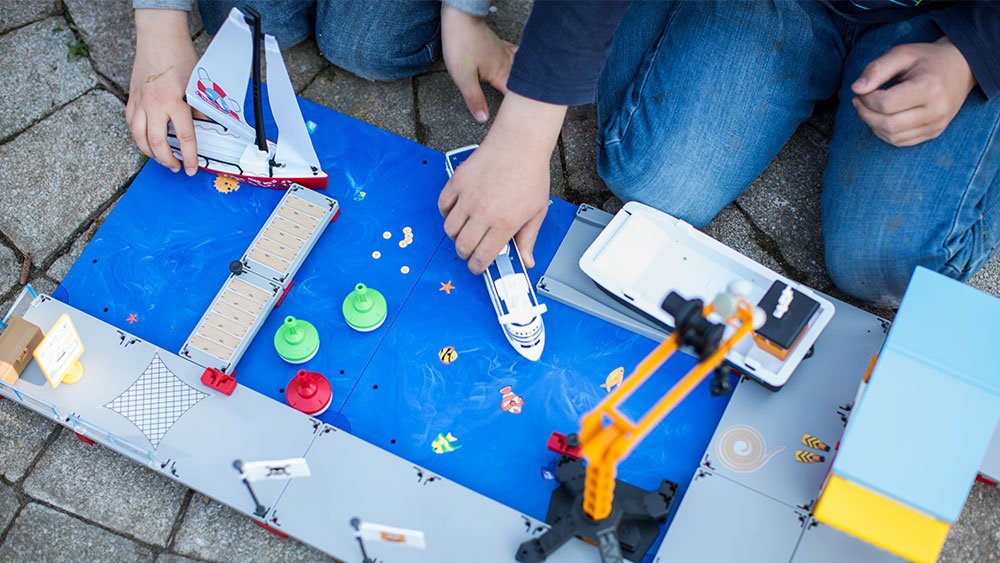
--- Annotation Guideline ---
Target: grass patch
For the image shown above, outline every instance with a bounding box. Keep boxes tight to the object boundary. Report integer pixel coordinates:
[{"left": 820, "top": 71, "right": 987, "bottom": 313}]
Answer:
[{"left": 67, "top": 38, "right": 89, "bottom": 62}]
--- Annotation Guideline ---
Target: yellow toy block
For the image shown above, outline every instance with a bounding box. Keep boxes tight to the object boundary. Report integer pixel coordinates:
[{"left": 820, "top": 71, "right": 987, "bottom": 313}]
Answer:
[{"left": 814, "top": 475, "right": 950, "bottom": 563}]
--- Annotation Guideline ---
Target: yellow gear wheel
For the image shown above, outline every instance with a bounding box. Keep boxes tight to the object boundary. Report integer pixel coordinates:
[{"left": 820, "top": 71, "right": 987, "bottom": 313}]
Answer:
[{"left": 214, "top": 176, "right": 241, "bottom": 194}]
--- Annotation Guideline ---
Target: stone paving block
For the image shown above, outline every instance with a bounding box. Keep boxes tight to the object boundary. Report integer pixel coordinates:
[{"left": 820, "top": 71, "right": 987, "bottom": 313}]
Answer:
[
  {"left": 0, "top": 244, "right": 20, "bottom": 296},
  {"left": 940, "top": 482, "right": 1000, "bottom": 563},
  {"left": 601, "top": 195, "right": 624, "bottom": 215},
  {"left": 0, "top": 91, "right": 142, "bottom": 262},
  {"left": 0, "top": 16, "right": 97, "bottom": 142},
  {"left": 968, "top": 254, "right": 1000, "bottom": 299},
  {"left": 23, "top": 431, "right": 188, "bottom": 546},
  {"left": 0, "top": 503, "right": 154, "bottom": 561},
  {"left": 64, "top": 0, "right": 132, "bottom": 92},
  {"left": 284, "top": 39, "right": 327, "bottom": 93},
  {"left": 416, "top": 71, "right": 565, "bottom": 196},
  {"left": 488, "top": 0, "right": 532, "bottom": 44},
  {"left": 303, "top": 67, "right": 416, "bottom": 141},
  {"left": 155, "top": 554, "right": 200, "bottom": 563},
  {"left": 736, "top": 124, "right": 833, "bottom": 291},
  {"left": 65, "top": 0, "right": 204, "bottom": 93},
  {"left": 172, "top": 493, "right": 335, "bottom": 562},
  {"left": 561, "top": 105, "right": 606, "bottom": 203},
  {"left": 46, "top": 205, "right": 114, "bottom": 283},
  {"left": 0, "top": 276, "right": 55, "bottom": 313},
  {"left": 0, "top": 0, "right": 55, "bottom": 35},
  {"left": 0, "top": 481, "right": 18, "bottom": 533},
  {"left": 703, "top": 204, "right": 787, "bottom": 277},
  {"left": 0, "top": 395, "right": 55, "bottom": 482}
]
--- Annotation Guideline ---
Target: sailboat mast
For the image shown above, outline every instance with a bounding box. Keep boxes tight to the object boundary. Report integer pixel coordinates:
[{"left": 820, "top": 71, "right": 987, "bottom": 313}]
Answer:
[{"left": 244, "top": 7, "right": 268, "bottom": 153}]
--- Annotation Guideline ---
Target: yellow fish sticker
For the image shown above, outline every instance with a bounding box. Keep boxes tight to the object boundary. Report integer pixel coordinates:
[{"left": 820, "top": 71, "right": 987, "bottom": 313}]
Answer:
[
  {"left": 601, "top": 367, "right": 625, "bottom": 392},
  {"left": 431, "top": 432, "right": 460, "bottom": 454}
]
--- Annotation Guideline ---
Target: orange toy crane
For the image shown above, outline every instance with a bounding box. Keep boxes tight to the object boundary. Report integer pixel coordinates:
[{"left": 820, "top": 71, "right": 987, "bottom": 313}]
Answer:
[{"left": 517, "top": 287, "right": 761, "bottom": 563}]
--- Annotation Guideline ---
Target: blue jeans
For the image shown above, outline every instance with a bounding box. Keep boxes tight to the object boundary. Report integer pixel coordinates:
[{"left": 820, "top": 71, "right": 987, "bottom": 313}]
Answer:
[
  {"left": 596, "top": 0, "right": 1000, "bottom": 307},
  {"left": 198, "top": 0, "right": 441, "bottom": 80}
]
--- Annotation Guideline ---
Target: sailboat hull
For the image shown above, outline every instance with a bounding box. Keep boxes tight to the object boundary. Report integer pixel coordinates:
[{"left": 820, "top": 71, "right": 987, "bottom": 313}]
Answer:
[
  {"left": 168, "top": 121, "right": 328, "bottom": 190},
  {"left": 199, "top": 166, "right": 328, "bottom": 190}
]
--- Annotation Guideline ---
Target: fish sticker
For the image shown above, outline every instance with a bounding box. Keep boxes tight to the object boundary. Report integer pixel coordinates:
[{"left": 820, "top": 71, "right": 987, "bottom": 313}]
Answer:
[
  {"left": 601, "top": 367, "right": 625, "bottom": 392},
  {"left": 431, "top": 432, "right": 460, "bottom": 454},
  {"left": 439, "top": 346, "right": 458, "bottom": 365},
  {"left": 499, "top": 385, "right": 524, "bottom": 414}
]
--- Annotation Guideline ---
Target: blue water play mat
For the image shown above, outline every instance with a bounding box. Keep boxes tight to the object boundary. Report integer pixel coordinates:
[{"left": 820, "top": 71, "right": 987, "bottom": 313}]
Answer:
[{"left": 57, "top": 93, "right": 732, "bottom": 559}]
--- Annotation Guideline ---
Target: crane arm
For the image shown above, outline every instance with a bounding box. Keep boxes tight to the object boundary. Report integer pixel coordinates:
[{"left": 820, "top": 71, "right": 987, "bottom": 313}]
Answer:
[{"left": 579, "top": 293, "right": 757, "bottom": 521}]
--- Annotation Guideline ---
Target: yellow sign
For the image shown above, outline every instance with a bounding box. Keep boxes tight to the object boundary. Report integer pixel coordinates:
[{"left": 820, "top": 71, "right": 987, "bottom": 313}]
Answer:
[{"left": 33, "top": 314, "right": 85, "bottom": 388}]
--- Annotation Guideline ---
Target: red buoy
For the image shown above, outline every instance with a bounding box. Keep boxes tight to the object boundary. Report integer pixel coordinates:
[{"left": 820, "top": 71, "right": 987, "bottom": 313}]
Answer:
[{"left": 286, "top": 370, "right": 332, "bottom": 416}]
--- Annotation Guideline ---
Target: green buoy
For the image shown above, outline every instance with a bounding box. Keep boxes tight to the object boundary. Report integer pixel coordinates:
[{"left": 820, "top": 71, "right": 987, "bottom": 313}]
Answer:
[
  {"left": 342, "top": 283, "right": 387, "bottom": 332},
  {"left": 274, "top": 316, "right": 320, "bottom": 364}
]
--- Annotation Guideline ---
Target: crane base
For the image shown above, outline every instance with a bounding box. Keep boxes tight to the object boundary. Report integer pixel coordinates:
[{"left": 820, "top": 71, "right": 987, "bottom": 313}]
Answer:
[{"left": 516, "top": 456, "right": 678, "bottom": 563}]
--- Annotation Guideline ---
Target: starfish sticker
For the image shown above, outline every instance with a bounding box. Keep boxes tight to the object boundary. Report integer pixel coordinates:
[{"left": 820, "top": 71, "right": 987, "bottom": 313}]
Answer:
[
  {"left": 439, "top": 280, "right": 455, "bottom": 295},
  {"left": 126, "top": 313, "right": 138, "bottom": 325}
]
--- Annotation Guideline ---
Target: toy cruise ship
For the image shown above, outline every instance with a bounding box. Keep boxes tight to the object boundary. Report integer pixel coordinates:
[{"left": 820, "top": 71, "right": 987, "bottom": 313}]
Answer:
[
  {"left": 485, "top": 241, "right": 547, "bottom": 361},
  {"left": 167, "top": 7, "right": 327, "bottom": 189}
]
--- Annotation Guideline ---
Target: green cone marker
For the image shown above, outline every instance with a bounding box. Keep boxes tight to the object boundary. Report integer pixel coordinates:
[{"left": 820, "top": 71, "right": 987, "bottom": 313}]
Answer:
[
  {"left": 274, "top": 316, "right": 320, "bottom": 364},
  {"left": 342, "top": 283, "right": 387, "bottom": 332}
]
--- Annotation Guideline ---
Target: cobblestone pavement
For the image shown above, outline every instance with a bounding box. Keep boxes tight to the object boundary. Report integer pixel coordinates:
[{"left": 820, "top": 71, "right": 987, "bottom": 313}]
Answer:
[{"left": 1, "top": 1, "right": 997, "bottom": 561}]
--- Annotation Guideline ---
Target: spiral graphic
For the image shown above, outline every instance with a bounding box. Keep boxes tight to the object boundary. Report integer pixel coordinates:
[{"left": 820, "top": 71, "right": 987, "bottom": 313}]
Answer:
[{"left": 715, "top": 424, "right": 784, "bottom": 473}]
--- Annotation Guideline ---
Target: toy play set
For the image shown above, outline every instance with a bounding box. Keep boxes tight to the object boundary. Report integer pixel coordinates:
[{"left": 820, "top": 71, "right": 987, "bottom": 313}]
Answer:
[{"left": 1, "top": 10, "right": 997, "bottom": 562}]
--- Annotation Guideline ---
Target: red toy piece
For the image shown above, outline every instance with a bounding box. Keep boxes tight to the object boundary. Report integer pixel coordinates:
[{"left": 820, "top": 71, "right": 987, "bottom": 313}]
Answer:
[
  {"left": 275, "top": 280, "right": 294, "bottom": 308},
  {"left": 286, "top": 370, "right": 332, "bottom": 416},
  {"left": 255, "top": 521, "right": 288, "bottom": 539},
  {"left": 201, "top": 367, "right": 237, "bottom": 396},
  {"left": 547, "top": 431, "right": 582, "bottom": 459},
  {"left": 74, "top": 431, "right": 95, "bottom": 445},
  {"left": 976, "top": 474, "right": 998, "bottom": 487}
]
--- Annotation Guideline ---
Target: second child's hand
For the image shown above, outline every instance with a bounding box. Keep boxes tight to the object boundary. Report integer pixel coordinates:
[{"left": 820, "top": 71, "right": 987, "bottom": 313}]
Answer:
[
  {"left": 851, "top": 37, "right": 976, "bottom": 147},
  {"left": 439, "top": 92, "right": 567, "bottom": 273},
  {"left": 441, "top": 3, "right": 518, "bottom": 123}
]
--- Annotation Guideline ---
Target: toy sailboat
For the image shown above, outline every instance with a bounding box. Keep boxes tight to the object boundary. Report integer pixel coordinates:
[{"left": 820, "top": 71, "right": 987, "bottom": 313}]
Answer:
[
  {"left": 167, "top": 7, "right": 327, "bottom": 189},
  {"left": 484, "top": 241, "right": 547, "bottom": 361}
]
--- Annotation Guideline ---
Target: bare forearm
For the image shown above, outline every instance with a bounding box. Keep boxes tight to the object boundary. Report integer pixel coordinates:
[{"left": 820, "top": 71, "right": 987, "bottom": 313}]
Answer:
[{"left": 486, "top": 91, "right": 567, "bottom": 156}]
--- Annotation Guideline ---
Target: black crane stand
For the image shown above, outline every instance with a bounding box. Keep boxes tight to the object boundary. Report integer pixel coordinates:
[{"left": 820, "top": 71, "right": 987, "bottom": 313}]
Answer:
[{"left": 515, "top": 453, "right": 678, "bottom": 563}]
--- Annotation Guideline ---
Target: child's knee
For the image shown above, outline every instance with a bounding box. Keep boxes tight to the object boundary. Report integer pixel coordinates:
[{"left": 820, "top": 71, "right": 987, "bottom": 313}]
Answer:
[{"left": 317, "top": 34, "right": 436, "bottom": 81}]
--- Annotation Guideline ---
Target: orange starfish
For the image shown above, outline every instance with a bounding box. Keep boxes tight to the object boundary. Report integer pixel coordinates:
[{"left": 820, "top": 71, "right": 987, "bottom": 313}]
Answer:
[
  {"left": 439, "top": 280, "right": 455, "bottom": 295},
  {"left": 126, "top": 313, "right": 138, "bottom": 324}
]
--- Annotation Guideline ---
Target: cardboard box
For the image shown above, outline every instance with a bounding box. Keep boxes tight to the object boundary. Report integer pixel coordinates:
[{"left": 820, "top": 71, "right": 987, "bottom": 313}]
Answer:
[{"left": 0, "top": 317, "right": 44, "bottom": 385}]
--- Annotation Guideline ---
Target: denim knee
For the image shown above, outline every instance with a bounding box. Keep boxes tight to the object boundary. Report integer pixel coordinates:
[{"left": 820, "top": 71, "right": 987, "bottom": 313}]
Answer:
[
  {"left": 823, "top": 232, "right": 918, "bottom": 308},
  {"left": 317, "top": 32, "right": 437, "bottom": 81},
  {"left": 198, "top": 0, "right": 314, "bottom": 48},
  {"left": 597, "top": 141, "right": 735, "bottom": 228}
]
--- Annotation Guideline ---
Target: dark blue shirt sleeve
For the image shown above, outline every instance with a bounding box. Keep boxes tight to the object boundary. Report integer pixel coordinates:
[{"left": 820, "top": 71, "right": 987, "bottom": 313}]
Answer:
[
  {"left": 506, "top": 0, "right": 632, "bottom": 106},
  {"left": 931, "top": 1, "right": 1000, "bottom": 99}
]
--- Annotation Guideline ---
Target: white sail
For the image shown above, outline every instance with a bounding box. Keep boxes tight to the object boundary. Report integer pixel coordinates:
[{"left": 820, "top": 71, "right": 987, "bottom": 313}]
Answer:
[
  {"left": 186, "top": 8, "right": 256, "bottom": 142},
  {"left": 265, "top": 35, "right": 321, "bottom": 172}
]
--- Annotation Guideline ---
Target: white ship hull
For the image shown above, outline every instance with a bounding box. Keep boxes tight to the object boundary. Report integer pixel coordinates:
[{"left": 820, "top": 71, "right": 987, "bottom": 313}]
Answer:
[{"left": 484, "top": 242, "right": 546, "bottom": 361}]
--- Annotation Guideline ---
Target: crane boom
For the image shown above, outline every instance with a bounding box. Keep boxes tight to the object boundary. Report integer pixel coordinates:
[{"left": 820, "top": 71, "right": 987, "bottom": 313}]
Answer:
[{"left": 579, "top": 294, "right": 757, "bottom": 520}]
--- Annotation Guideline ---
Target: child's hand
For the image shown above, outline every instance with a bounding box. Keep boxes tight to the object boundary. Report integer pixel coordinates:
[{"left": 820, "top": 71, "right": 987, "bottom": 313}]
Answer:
[
  {"left": 126, "top": 9, "right": 200, "bottom": 175},
  {"left": 851, "top": 37, "right": 977, "bottom": 147},
  {"left": 441, "top": 3, "right": 517, "bottom": 123},
  {"left": 439, "top": 92, "right": 566, "bottom": 273}
]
